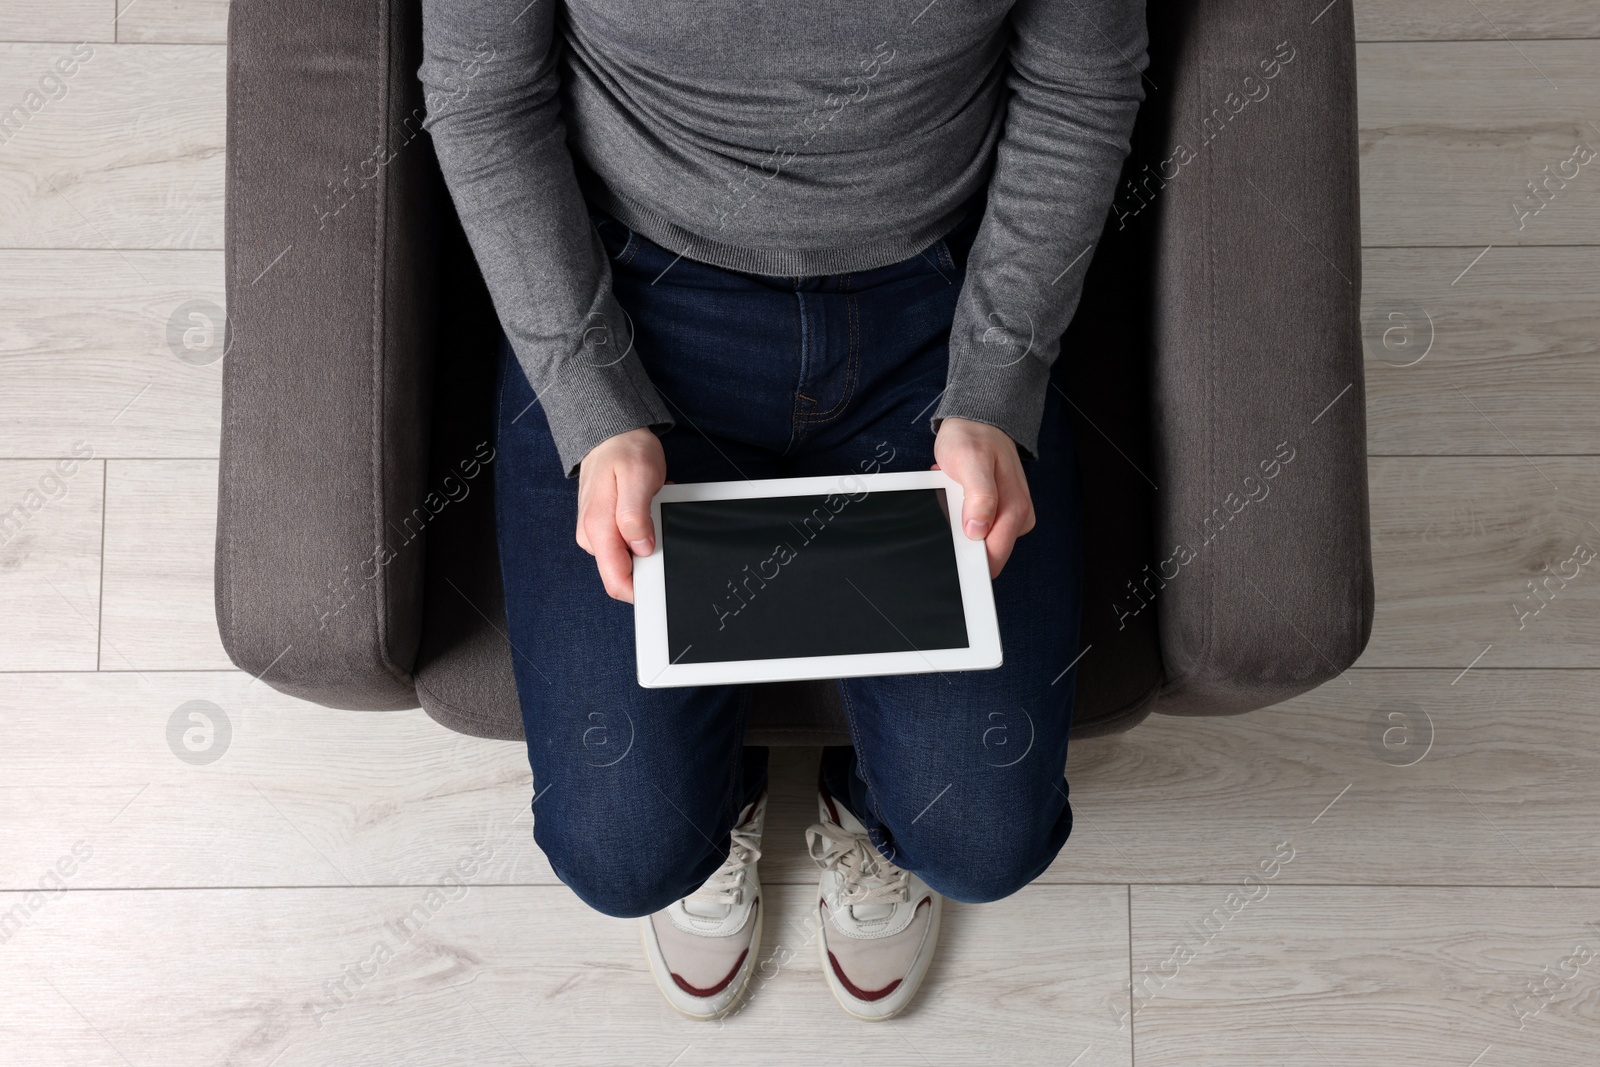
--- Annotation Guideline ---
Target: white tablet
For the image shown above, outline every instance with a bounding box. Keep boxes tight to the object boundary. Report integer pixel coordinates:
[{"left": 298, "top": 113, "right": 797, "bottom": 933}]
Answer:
[{"left": 633, "top": 469, "right": 1002, "bottom": 688}]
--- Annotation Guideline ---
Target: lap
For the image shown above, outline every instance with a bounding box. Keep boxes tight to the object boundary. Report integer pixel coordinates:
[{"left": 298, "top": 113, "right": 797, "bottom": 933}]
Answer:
[
  {"left": 492, "top": 201, "right": 1082, "bottom": 880},
  {"left": 830, "top": 380, "right": 1084, "bottom": 841},
  {"left": 492, "top": 334, "right": 770, "bottom": 840}
]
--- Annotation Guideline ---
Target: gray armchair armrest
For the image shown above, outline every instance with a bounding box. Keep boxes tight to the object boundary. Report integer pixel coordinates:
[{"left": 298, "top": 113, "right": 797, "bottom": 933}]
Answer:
[
  {"left": 216, "top": 0, "right": 439, "bottom": 709},
  {"left": 1144, "top": 0, "right": 1373, "bottom": 715}
]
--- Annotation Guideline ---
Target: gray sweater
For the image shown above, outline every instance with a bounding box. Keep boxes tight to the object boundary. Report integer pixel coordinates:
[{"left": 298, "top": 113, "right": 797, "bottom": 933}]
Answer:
[{"left": 419, "top": 0, "right": 1147, "bottom": 476}]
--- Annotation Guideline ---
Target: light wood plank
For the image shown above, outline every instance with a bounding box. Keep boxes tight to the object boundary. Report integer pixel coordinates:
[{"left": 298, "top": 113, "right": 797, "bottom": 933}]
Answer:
[
  {"left": 11, "top": 667, "right": 1596, "bottom": 892},
  {"left": 1061, "top": 670, "right": 1600, "bottom": 886},
  {"left": 0, "top": 43, "right": 223, "bottom": 250},
  {"left": 0, "top": 458, "right": 103, "bottom": 670},
  {"left": 116, "top": 0, "right": 229, "bottom": 45},
  {"left": 1360, "top": 457, "right": 1600, "bottom": 668},
  {"left": 0, "top": 250, "right": 224, "bottom": 458},
  {"left": 0, "top": 2, "right": 112, "bottom": 42},
  {"left": 0, "top": 672, "right": 541, "bottom": 890},
  {"left": 1358, "top": 42, "right": 1600, "bottom": 245},
  {"left": 1130, "top": 886, "right": 1600, "bottom": 1065},
  {"left": 99, "top": 459, "right": 231, "bottom": 669},
  {"left": 1364, "top": 247, "right": 1600, "bottom": 455},
  {"left": 1356, "top": 1, "right": 1600, "bottom": 41},
  {"left": 0, "top": 883, "right": 1132, "bottom": 1067},
  {"left": 0, "top": 670, "right": 839, "bottom": 891}
]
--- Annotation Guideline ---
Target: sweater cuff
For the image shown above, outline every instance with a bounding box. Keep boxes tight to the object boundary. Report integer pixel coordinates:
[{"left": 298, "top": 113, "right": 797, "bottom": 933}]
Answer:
[
  {"left": 932, "top": 338, "right": 1053, "bottom": 461},
  {"left": 527, "top": 347, "right": 674, "bottom": 478}
]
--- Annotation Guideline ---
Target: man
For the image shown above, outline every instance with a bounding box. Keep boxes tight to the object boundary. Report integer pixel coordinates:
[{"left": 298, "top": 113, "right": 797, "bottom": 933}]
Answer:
[{"left": 421, "top": 0, "right": 1146, "bottom": 1019}]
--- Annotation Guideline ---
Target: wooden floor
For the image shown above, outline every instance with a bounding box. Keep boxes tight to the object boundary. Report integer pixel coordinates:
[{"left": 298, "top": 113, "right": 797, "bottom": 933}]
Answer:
[{"left": 3, "top": 2, "right": 1598, "bottom": 1064}]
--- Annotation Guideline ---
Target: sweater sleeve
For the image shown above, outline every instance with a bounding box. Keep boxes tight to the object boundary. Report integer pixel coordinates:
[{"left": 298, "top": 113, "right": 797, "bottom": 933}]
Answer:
[
  {"left": 932, "top": 0, "right": 1148, "bottom": 458},
  {"left": 419, "top": 0, "right": 673, "bottom": 478}
]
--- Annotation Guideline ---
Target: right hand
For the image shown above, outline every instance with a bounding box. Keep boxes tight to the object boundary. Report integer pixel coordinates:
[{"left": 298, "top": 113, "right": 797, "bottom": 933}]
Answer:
[{"left": 575, "top": 427, "right": 666, "bottom": 603}]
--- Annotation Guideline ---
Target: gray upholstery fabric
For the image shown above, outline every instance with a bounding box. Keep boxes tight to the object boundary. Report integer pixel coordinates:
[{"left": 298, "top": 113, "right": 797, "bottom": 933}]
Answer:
[
  {"left": 1142, "top": 1, "right": 1373, "bottom": 715},
  {"left": 218, "top": 0, "right": 1372, "bottom": 742},
  {"left": 217, "top": 0, "right": 438, "bottom": 709},
  {"left": 411, "top": 215, "right": 519, "bottom": 739}
]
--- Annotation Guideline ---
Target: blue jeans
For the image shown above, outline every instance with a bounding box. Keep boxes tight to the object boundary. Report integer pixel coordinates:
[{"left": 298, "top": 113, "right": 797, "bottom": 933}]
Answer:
[{"left": 493, "top": 199, "right": 1084, "bottom": 918}]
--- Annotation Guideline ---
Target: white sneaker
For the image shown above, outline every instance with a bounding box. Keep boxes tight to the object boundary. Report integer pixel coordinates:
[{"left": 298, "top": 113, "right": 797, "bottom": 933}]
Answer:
[
  {"left": 807, "top": 789, "right": 942, "bottom": 1020},
  {"left": 639, "top": 791, "right": 765, "bottom": 1020}
]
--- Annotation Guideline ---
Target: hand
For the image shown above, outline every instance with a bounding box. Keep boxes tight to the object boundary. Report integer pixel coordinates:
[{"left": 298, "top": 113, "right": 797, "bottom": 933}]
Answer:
[
  {"left": 576, "top": 428, "right": 666, "bottom": 603},
  {"left": 932, "top": 417, "right": 1036, "bottom": 579}
]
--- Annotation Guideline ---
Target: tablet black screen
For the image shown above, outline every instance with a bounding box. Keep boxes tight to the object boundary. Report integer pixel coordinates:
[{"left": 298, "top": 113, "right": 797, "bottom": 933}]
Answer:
[{"left": 659, "top": 487, "right": 970, "bottom": 664}]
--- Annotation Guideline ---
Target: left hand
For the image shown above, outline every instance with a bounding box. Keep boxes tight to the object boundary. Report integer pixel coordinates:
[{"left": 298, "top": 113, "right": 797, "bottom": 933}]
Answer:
[{"left": 932, "top": 417, "right": 1036, "bottom": 579}]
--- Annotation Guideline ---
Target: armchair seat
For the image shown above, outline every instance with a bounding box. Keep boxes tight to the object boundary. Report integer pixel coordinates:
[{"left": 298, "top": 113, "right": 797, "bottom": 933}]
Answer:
[{"left": 217, "top": 0, "right": 1372, "bottom": 745}]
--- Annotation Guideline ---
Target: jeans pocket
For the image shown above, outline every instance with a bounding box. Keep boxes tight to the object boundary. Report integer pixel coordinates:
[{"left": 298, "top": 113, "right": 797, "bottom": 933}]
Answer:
[
  {"left": 939, "top": 204, "right": 983, "bottom": 272},
  {"left": 585, "top": 206, "right": 637, "bottom": 263}
]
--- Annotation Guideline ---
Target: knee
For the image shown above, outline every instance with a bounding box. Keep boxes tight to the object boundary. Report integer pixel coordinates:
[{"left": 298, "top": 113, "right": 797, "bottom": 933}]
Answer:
[
  {"left": 912, "top": 835, "right": 1057, "bottom": 904},
  {"left": 535, "top": 812, "right": 712, "bottom": 919},
  {"left": 878, "top": 791, "right": 1071, "bottom": 905}
]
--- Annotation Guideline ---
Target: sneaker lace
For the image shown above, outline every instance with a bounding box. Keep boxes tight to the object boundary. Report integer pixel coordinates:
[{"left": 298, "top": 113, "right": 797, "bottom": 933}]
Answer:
[
  {"left": 686, "top": 821, "right": 762, "bottom": 908},
  {"left": 805, "top": 824, "right": 910, "bottom": 908}
]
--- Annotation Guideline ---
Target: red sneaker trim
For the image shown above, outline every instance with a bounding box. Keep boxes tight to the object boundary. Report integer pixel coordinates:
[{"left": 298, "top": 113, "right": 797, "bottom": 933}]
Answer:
[
  {"left": 823, "top": 897, "right": 931, "bottom": 1003},
  {"left": 671, "top": 948, "right": 748, "bottom": 998},
  {"left": 664, "top": 898, "right": 758, "bottom": 998},
  {"left": 828, "top": 951, "right": 904, "bottom": 1002}
]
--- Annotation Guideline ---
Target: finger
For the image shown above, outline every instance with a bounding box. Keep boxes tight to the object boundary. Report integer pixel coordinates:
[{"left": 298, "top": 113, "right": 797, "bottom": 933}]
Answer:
[
  {"left": 1002, "top": 467, "right": 1037, "bottom": 538},
  {"left": 614, "top": 466, "right": 659, "bottom": 557},
  {"left": 581, "top": 477, "right": 634, "bottom": 602},
  {"left": 575, "top": 473, "right": 597, "bottom": 553},
  {"left": 590, "top": 519, "right": 635, "bottom": 602},
  {"left": 575, "top": 497, "right": 592, "bottom": 553},
  {"left": 954, "top": 457, "right": 1000, "bottom": 541},
  {"left": 985, "top": 527, "right": 1016, "bottom": 579},
  {"left": 985, "top": 464, "right": 1036, "bottom": 577},
  {"left": 985, "top": 504, "right": 1033, "bottom": 578}
]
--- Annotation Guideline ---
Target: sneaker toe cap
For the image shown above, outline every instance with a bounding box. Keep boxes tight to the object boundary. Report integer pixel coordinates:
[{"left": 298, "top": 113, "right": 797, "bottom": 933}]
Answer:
[
  {"left": 648, "top": 901, "right": 758, "bottom": 999},
  {"left": 823, "top": 895, "right": 934, "bottom": 1003}
]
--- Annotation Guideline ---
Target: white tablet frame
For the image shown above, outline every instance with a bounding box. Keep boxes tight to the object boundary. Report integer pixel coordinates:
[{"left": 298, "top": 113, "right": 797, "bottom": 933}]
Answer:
[{"left": 633, "top": 469, "right": 1001, "bottom": 688}]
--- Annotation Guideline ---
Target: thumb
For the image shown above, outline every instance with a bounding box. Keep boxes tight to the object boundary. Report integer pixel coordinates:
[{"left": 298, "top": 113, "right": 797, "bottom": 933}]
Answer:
[
  {"left": 614, "top": 463, "right": 660, "bottom": 556},
  {"left": 954, "top": 456, "right": 999, "bottom": 540}
]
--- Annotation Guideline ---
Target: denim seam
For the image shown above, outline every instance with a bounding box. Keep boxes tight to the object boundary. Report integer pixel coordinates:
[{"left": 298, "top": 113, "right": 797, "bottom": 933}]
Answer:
[
  {"left": 728, "top": 684, "right": 760, "bottom": 826},
  {"left": 589, "top": 212, "right": 638, "bottom": 266},
  {"left": 494, "top": 336, "right": 509, "bottom": 440},
  {"left": 786, "top": 290, "right": 813, "bottom": 454},
  {"left": 617, "top": 228, "right": 640, "bottom": 266},
  {"left": 835, "top": 681, "right": 894, "bottom": 857},
  {"left": 798, "top": 291, "right": 860, "bottom": 425}
]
